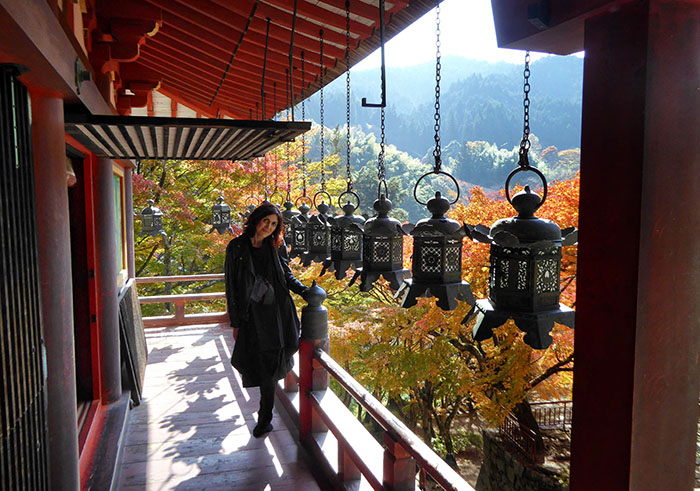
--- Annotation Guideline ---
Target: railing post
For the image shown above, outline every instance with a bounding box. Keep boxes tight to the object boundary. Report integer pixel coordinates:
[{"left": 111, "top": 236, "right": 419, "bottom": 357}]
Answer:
[
  {"left": 383, "top": 432, "right": 416, "bottom": 490},
  {"left": 299, "top": 281, "right": 329, "bottom": 443},
  {"left": 174, "top": 299, "right": 185, "bottom": 324}
]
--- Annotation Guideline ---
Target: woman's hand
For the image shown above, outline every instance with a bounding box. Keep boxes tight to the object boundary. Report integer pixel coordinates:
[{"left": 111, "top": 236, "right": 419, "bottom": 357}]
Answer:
[{"left": 233, "top": 327, "right": 240, "bottom": 341}]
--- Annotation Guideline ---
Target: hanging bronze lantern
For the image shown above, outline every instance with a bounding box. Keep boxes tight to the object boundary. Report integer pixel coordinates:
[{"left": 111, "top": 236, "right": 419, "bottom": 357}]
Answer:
[
  {"left": 397, "top": 174, "right": 474, "bottom": 310},
  {"left": 209, "top": 192, "right": 234, "bottom": 235},
  {"left": 289, "top": 197, "right": 311, "bottom": 259},
  {"left": 301, "top": 191, "right": 332, "bottom": 266},
  {"left": 139, "top": 199, "right": 167, "bottom": 238},
  {"left": 281, "top": 199, "right": 299, "bottom": 246},
  {"left": 463, "top": 167, "right": 577, "bottom": 349},
  {"left": 351, "top": 193, "right": 409, "bottom": 292},
  {"left": 462, "top": 50, "right": 576, "bottom": 350},
  {"left": 322, "top": 192, "right": 365, "bottom": 279}
]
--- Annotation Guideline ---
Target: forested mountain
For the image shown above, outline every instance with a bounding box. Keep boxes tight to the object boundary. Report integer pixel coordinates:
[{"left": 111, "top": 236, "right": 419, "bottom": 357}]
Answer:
[{"left": 300, "top": 54, "right": 583, "bottom": 159}]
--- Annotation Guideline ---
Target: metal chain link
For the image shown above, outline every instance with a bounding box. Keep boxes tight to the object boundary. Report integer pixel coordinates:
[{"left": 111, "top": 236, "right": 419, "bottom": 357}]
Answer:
[
  {"left": 301, "top": 51, "right": 307, "bottom": 196},
  {"left": 319, "top": 29, "right": 326, "bottom": 191},
  {"left": 345, "top": 0, "right": 352, "bottom": 191},
  {"left": 519, "top": 50, "right": 531, "bottom": 167},
  {"left": 432, "top": 0, "right": 442, "bottom": 172},
  {"left": 378, "top": 106, "right": 386, "bottom": 185}
]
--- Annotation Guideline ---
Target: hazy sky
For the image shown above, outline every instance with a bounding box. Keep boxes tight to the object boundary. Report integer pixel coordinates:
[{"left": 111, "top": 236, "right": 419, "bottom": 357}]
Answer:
[{"left": 354, "top": 0, "right": 571, "bottom": 70}]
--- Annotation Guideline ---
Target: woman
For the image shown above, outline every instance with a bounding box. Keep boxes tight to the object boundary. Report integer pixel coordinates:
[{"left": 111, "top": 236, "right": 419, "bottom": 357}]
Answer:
[{"left": 224, "top": 203, "right": 307, "bottom": 438}]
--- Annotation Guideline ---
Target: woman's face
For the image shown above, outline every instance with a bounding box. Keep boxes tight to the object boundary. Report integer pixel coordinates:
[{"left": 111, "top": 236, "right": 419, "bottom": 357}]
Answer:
[{"left": 255, "top": 213, "right": 279, "bottom": 239}]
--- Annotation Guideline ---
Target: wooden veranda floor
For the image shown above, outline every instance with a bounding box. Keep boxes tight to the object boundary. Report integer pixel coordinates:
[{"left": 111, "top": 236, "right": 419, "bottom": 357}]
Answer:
[{"left": 116, "top": 323, "right": 321, "bottom": 490}]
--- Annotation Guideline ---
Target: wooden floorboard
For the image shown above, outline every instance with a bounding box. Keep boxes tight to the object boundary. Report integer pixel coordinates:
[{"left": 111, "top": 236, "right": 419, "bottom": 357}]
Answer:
[{"left": 115, "top": 323, "right": 321, "bottom": 490}]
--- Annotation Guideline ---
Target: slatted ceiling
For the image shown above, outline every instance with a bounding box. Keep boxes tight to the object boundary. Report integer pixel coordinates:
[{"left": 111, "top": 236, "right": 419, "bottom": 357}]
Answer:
[{"left": 64, "top": 114, "right": 310, "bottom": 161}]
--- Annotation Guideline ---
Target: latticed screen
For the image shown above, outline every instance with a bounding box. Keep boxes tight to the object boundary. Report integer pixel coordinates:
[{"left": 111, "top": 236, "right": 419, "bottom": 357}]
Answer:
[
  {"left": 489, "top": 245, "right": 561, "bottom": 312},
  {"left": 0, "top": 67, "right": 49, "bottom": 489}
]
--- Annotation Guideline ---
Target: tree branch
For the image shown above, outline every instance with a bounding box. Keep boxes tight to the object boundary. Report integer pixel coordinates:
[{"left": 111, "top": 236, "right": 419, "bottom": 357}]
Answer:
[{"left": 529, "top": 352, "right": 574, "bottom": 388}]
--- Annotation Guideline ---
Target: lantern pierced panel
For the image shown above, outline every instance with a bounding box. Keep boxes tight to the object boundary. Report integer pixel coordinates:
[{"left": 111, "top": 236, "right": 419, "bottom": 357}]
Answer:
[
  {"left": 445, "top": 245, "right": 461, "bottom": 273},
  {"left": 373, "top": 241, "right": 391, "bottom": 262},
  {"left": 498, "top": 259, "right": 509, "bottom": 288},
  {"left": 535, "top": 258, "right": 559, "bottom": 294},
  {"left": 331, "top": 233, "right": 342, "bottom": 251},
  {"left": 420, "top": 246, "right": 442, "bottom": 273},
  {"left": 517, "top": 261, "right": 528, "bottom": 290},
  {"left": 344, "top": 234, "right": 360, "bottom": 251},
  {"left": 392, "top": 239, "right": 403, "bottom": 263},
  {"left": 312, "top": 231, "right": 328, "bottom": 246}
]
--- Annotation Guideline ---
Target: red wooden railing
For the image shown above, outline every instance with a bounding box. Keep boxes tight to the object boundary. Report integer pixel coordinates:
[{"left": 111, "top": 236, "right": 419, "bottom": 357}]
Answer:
[
  {"left": 135, "top": 274, "right": 227, "bottom": 327},
  {"left": 306, "top": 348, "right": 474, "bottom": 490},
  {"left": 136, "top": 275, "right": 475, "bottom": 489}
]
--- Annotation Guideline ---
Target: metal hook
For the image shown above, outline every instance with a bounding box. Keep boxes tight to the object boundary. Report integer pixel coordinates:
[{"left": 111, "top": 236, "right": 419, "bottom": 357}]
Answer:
[{"left": 361, "top": 0, "right": 386, "bottom": 108}]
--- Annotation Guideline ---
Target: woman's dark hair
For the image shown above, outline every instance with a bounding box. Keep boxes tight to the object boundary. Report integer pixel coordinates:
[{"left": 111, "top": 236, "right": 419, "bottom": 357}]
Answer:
[{"left": 242, "top": 202, "right": 284, "bottom": 247}]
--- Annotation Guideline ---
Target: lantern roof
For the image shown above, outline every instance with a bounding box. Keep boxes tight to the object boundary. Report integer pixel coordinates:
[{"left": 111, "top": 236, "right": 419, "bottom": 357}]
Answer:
[{"left": 364, "top": 195, "right": 405, "bottom": 237}]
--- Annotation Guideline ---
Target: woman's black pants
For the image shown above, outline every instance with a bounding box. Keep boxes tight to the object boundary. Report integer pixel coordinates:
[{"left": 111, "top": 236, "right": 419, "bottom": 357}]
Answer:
[{"left": 258, "top": 376, "right": 276, "bottom": 425}]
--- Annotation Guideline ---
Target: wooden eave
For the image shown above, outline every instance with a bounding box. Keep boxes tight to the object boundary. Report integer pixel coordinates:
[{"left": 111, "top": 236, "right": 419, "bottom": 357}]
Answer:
[{"left": 87, "top": 0, "right": 439, "bottom": 118}]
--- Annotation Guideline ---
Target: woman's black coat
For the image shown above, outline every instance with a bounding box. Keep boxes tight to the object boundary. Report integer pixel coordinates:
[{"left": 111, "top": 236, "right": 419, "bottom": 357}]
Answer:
[{"left": 224, "top": 235, "right": 306, "bottom": 387}]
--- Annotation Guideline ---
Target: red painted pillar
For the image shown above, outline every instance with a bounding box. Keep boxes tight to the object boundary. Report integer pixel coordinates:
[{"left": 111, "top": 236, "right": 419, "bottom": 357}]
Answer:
[
  {"left": 30, "top": 91, "right": 80, "bottom": 490},
  {"left": 94, "top": 158, "right": 122, "bottom": 403},
  {"left": 571, "top": 2, "right": 700, "bottom": 490},
  {"left": 124, "top": 168, "right": 136, "bottom": 279}
]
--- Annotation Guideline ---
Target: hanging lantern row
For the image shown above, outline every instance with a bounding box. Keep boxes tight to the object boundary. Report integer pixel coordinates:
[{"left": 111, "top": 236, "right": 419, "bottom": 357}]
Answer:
[
  {"left": 136, "top": 10, "right": 577, "bottom": 352},
  {"left": 397, "top": 1, "right": 473, "bottom": 312}
]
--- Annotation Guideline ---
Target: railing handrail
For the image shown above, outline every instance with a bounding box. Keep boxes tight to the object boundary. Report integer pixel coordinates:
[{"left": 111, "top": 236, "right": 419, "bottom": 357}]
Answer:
[
  {"left": 135, "top": 274, "right": 224, "bottom": 284},
  {"left": 134, "top": 274, "right": 227, "bottom": 328},
  {"left": 529, "top": 400, "right": 572, "bottom": 407},
  {"left": 314, "top": 348, "right": 472, "bottom": 491},
  {"left": 139, "top": 292, "right": 225, "bottom": 304}
]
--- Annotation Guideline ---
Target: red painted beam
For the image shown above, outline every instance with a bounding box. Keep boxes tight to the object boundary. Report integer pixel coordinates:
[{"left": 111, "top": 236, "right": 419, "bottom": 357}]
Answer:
[
  {"left": 134, "top": 55, "right": 262, "bottom": 103},
  {"left": 156, "top": 27, "right": 309, "bottom": 88},
  {"left": 159, "top": 10, "right": 329, "bottom": 74},
  {"left": 145, "top": 37, "right": 290, "bottom": 87},
  {"left": 179, "top": 0, "right": 351, "bottom": 50},
  {"left": 214, "top": 0, "right": 371, "bottom": 44},
  {"left": 146, "top": 0, "right": 346, "bottom": 60},
  {"left": 159, "top": 83, "right": 254, "bottom": 119},
  {"left": 140, "top": 45, "right": 291, "bottom": 107},
  {"left": 156, "top": 74, "right": 266, "bottom": 114},
  {"left": 261, "top": 0, "right": 372, "bottom": 36}
]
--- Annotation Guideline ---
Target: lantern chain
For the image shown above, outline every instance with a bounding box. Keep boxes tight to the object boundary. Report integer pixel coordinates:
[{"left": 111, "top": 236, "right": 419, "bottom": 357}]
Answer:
[
  {"left": 432, "top": 0, "right": 442, "bottom": 173},
  {"left": 345, "top": 0, "right": 352, "bottom": 192},
  {"left": 301, "top": 51, "right": 307, "bottom": 197},
  {"left": 319, "top": 29, "right": 326, "bottom": 192},
  {"left": 378, "top": 106, "right": 386, "bottom": 186},
  {"left": 519, "top": 50, "right": 531, "bottom": 167}
]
